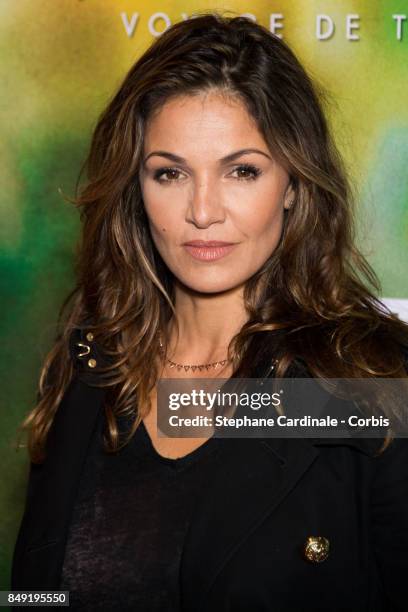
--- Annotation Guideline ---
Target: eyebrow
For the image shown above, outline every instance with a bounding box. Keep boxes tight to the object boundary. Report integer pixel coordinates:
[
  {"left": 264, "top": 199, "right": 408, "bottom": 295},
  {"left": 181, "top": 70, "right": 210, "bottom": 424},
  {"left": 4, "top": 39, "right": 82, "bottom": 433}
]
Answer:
[{"left": 143, "top": 148, "right": 272, "bottom": 165}]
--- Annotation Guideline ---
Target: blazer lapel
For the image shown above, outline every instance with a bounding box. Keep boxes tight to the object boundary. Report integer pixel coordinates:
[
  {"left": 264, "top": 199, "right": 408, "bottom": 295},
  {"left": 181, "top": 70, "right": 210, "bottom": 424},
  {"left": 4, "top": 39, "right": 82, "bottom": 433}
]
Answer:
[
  {"left": 178, "top": 334, "right": 385, "bottom": 611},
  {"left": 179, "top": 435, "right": 319, "bottom": 611}
]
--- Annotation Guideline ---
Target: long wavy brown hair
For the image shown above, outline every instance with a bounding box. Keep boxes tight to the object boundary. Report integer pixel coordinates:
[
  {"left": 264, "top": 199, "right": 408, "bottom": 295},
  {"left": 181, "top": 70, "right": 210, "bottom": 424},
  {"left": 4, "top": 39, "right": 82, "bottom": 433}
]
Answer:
[{"left": 17, "top": 11, "right": 408, "bottom": 463}]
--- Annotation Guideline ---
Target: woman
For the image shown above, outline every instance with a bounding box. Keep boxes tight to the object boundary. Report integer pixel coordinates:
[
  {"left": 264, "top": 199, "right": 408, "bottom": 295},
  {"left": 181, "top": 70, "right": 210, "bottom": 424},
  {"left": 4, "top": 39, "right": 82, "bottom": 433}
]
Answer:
[{"left": 11, "top": 12, "right": 408, "bottom": 611}]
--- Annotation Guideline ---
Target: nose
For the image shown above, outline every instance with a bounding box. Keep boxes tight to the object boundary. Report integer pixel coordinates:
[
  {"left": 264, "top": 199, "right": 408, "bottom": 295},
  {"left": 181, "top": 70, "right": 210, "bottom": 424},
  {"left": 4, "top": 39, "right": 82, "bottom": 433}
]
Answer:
[{"left": 186, "top": 174, "right": 226, "bottom": 228}]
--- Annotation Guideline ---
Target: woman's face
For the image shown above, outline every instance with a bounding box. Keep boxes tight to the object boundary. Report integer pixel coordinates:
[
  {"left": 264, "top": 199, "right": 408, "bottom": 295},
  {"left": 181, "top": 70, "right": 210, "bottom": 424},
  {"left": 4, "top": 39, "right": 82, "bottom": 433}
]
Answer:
[{"left": 139, "top": 90, "right": 293, "bottom": 294}]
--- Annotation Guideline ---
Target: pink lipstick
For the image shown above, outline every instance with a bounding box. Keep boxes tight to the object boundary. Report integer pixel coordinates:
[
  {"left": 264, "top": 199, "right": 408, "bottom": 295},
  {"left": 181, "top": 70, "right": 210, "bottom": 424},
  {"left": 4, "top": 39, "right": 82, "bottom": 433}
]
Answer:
[{"left": 182, "top": 240, "right": 237, "bottom": 262}]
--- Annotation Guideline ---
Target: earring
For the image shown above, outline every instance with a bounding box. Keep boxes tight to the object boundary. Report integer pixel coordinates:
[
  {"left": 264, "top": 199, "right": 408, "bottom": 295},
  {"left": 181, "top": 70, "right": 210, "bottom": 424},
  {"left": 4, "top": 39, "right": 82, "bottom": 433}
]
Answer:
[{"left": 286, "top": 199, "right": 294, "bottom": 209}]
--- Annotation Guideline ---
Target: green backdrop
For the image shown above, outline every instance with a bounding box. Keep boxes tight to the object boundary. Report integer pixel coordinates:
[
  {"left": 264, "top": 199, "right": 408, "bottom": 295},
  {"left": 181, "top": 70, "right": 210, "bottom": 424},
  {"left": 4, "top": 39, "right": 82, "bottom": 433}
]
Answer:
[{"left": 1, "top": 0, "right": 407, "bottom": 589}]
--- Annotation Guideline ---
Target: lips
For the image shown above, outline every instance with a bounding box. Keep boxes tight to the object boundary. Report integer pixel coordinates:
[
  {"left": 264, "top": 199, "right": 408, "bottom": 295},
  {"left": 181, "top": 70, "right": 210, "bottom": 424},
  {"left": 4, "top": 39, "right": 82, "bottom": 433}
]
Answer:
[
  {"left": 183, "top": 240, "right": 235, "bottom": 247},
  {"left": 182, "top": 241, "right": 237, "bottom": 262}
]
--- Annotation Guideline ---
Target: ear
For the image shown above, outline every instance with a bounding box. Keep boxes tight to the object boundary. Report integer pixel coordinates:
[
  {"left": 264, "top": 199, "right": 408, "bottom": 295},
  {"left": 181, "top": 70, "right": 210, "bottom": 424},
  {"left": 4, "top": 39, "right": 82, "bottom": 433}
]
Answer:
[{"left": 283, "top": 183, "right": 296, "bottom": 210}]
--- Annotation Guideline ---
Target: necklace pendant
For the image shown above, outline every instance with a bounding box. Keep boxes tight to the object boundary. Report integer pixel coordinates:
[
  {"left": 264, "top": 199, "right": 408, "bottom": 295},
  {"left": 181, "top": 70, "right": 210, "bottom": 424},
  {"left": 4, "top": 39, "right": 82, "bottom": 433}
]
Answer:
[
  {"left": 184, "top": 365, "right": 190, "bottom": 372},
  {"left": 191, "top": 365, "right": 197, "bottom": 372},
  {"left": 177, "top": 364, "right": 183, "bottom": 371}
]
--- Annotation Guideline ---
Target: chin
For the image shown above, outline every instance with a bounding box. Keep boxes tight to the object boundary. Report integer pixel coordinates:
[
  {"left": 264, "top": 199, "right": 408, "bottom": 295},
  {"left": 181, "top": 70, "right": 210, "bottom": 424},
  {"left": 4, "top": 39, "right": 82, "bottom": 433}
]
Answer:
[{"left": 177, "top": 274, "right": 246, "bottom": 295}]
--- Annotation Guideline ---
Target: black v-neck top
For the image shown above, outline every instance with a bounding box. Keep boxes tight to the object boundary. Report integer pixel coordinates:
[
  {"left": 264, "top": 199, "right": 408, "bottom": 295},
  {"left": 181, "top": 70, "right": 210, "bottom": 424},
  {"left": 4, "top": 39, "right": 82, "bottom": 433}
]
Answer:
[{"left": 59, "top": 414, "right": 222, "bottom": 610}]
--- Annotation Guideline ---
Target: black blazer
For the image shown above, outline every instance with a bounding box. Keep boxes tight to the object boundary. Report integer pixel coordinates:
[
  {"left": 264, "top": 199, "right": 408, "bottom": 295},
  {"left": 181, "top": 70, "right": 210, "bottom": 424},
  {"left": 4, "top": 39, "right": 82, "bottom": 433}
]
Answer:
[{"left": 11, "top": 328, "right": 408, "bottom": 611}]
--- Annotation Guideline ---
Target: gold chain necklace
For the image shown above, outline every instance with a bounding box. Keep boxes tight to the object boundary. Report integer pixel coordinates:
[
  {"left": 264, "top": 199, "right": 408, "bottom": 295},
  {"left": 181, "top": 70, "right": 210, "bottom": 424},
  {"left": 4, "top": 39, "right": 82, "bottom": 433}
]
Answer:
[{"left": 158, "top": 331, "right": 231, "bottom": 372}]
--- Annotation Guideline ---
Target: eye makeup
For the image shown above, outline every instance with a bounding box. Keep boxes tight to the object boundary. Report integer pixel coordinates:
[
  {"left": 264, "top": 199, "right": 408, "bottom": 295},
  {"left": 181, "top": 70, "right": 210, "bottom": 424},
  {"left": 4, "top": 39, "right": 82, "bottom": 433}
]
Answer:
[{"left": 152, "top": 163, "right": 262, "bottom": 184}]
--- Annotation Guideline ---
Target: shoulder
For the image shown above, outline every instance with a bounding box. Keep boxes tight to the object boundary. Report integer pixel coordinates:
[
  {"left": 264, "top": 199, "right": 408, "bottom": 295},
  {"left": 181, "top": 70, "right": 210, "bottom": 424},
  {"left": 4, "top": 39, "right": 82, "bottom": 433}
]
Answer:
[{"left": 68, "top": 321, "right": 112, "bottom": 386}]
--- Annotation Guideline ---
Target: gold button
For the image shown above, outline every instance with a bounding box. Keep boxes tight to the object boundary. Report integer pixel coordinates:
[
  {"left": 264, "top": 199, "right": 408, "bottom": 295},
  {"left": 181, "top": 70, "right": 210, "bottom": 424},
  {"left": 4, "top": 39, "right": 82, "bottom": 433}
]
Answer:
[
  {"left": 87, "top": 358, "right": 97, "bottom": 368},
  {"left": 303, "top": 536, "right": 330, "bottom": 563},
  {"left": 86, "top": 332, "right": 94, "bottom": 342}
]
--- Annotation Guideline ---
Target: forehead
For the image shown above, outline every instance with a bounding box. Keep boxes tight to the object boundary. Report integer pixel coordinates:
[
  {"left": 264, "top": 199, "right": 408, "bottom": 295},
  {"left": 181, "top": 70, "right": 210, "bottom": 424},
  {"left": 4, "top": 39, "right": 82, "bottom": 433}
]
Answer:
[{"left": 142, "top": 91, "right": 268, "bottom": 156}]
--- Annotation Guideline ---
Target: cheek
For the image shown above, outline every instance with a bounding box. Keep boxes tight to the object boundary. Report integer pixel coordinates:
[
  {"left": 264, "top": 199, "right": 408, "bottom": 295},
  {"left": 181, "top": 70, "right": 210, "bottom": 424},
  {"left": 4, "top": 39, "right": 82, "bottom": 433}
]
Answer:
[
  {"left": 232, "top": 190, "right": 285, "bottom": 240},
  {"left": 142, "top": 188, "right": 176, "bottom": 239},
  {"left": 147, "top": 212, "right": 175, "bottom": 243}
]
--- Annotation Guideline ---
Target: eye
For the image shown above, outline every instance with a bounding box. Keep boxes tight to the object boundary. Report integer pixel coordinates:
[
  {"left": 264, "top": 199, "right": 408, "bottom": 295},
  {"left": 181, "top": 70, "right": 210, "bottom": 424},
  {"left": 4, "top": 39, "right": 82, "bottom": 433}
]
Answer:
[
  {"left": 231, "top": 164, "right": 262, "bottom": 181},
  {"left": 152, "top": 163, "right": 262, "bottom": 184},
  {"left": 153, "top": 167, "right": 184, "bottom": 183}
]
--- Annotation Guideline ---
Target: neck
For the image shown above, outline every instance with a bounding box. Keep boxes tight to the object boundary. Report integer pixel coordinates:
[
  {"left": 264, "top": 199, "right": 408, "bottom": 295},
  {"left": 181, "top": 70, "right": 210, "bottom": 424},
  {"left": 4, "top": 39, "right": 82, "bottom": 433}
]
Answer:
[{"left": 164, "top": 281, "right": 248, "bottom": 365}]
